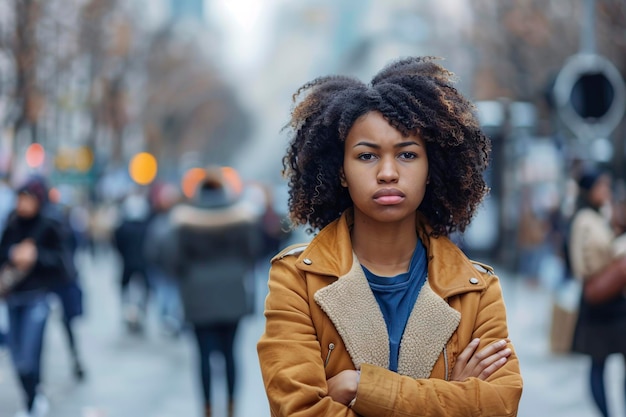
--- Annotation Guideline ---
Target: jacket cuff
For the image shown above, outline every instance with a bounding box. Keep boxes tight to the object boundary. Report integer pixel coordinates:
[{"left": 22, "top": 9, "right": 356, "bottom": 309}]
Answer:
[{"left": 350, "top": 364, "right": 398, "bottom": 416}]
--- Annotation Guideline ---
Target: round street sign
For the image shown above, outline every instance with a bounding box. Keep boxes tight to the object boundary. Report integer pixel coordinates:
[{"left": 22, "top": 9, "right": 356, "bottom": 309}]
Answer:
[{"left": 553, "top": 53, "right": 626, "bottom": 140}]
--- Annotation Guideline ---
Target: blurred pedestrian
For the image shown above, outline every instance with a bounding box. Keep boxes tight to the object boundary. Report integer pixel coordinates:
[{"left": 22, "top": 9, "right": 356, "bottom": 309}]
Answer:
[
  {"left": 112, "top": 193, "right": 151, "bottom": 333},
  {"left": 155, "top": 167, "right": 263, "bottom": 417},
  {"left": 144, "top": 182, "right": 184, "bottom": 337},
  {"left": 568, "top": 167, "right": 626, "bottom": 417},
  {"left": 254, "top": 183, "right": 291, "bottom": 259},
  {"left": 257, "top": 56, "right": 522, "bottom": 416},
  {"left": 0, "top": 176, "right": 68, "bottom": 417},
  {"left": 0, "top": 176, "right": 16, "bottom": 349},
  {"left": 516, "top": 186, "right": 549, "bottom": 287},
  {"left": 44, "top": 198, "right": 86, "bottom": 381}
]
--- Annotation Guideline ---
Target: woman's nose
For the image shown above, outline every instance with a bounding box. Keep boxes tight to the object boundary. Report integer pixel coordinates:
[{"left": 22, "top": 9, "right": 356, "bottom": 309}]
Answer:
[{"left": 377, "top": 158, "right": 399, "bottom": 183}]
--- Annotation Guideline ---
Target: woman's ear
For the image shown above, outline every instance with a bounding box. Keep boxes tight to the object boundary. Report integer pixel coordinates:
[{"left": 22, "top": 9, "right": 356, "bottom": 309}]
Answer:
[{"left": 340, "top": 168, "right": 348, "bottom": 188}]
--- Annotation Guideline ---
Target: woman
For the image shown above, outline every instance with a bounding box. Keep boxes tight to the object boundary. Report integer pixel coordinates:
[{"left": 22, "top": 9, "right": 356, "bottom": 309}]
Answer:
[
  {"left": 257, "top": 57, "right": 522, "bottom": 416},
  {"left": 569, "top": 168, "right": 626, "bottom": 417}
]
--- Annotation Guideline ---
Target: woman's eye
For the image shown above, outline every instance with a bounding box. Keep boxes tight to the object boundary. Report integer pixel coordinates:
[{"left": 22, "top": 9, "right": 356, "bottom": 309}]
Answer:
[
  {"left": 399, "top": 152, "right": 417, "bottom": 160},
  {"left": 358, "top": 153, "right": 376, "bottom": 161}
]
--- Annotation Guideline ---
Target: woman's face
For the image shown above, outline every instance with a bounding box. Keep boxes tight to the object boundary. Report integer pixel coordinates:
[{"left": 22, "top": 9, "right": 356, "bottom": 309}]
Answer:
[{"left": 341, "top": 111, "right": 428, "bottom": 226}]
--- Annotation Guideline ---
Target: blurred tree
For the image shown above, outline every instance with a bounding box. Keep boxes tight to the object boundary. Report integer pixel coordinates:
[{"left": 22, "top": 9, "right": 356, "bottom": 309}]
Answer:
[
  {"left": 0, "top": 0, "right": 133, "bottom": 178},
  {"left": 79, "top": 0, "right": 132, "bottom": 163},
  {"left": 6, "top": 0, "right": 42, "bottom": 145},
  {"left": 141, "top": 27, "right": 251, "bottom": 178},
  {"left": 0, "top": 0, "right": 250, "bottom": 185}
]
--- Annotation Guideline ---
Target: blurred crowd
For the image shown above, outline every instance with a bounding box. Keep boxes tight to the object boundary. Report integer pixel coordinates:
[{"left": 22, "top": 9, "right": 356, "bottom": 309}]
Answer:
[{"left": 0, "top": 168, "right": 292, "bottom": 417}]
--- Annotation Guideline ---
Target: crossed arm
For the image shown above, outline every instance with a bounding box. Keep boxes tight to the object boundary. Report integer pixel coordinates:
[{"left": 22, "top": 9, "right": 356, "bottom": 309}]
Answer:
[{"left": 327, "top": 336, "right": 512, "bottom": 406}]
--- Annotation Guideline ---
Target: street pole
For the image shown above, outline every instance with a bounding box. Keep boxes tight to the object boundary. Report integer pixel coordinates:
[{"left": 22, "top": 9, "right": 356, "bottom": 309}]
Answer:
[{"left": 581, "top": 0, "right": 596, "bottom": 54}]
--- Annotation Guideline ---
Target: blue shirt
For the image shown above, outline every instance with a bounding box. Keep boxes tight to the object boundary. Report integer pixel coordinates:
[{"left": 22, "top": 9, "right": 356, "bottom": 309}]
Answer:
[{"left": 362, "top": 241, "right": 428, "bottom": 372}]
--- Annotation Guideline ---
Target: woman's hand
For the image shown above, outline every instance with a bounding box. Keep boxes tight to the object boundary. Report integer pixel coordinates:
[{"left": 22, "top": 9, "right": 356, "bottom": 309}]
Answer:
[
  {"left": 451, "top": 338, "right": 512, "bottom": 381},
  {"left": 327, "top": 369, "right": 359, "bottom": 406}
]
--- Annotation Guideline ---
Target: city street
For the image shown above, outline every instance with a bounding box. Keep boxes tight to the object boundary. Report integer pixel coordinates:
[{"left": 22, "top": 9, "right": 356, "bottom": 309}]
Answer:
[{"left": 0, "top": 247, "right": 624, "bottom": 417}]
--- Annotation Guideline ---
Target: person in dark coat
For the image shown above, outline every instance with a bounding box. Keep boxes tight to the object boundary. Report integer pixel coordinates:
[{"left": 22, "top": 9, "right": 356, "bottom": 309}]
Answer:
[
  {"left": 45, "top": 200, "right": 86, "bottom": 381},
  {"left": 144, "top": 182, "right": 183, "bottom": 337},
  {"left": 0, "top": 177, "right": 16, "bottom": 348},
  {"left": 156, "top": 167, "right": 263, "bottom": 417},
  {"left": 112, "top": 193, "right": 151, "bottom": 333},
  {"left": 0, "top": 176, "right": 67, "bottom": 416}
]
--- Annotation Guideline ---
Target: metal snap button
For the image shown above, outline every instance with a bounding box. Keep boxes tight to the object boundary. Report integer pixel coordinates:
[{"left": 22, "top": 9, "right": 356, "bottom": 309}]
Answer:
[
  {"left": 303, "top": 258, "right": 312, "bottom": 265},
  {"left": 469, "top": 277, "right": 479, "bottom": 285}
]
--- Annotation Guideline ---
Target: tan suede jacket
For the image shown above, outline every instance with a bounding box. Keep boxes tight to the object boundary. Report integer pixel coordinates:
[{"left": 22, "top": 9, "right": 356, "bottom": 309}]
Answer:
[{"left": 257, "top": 210, "right": 522, "bottom": 417}]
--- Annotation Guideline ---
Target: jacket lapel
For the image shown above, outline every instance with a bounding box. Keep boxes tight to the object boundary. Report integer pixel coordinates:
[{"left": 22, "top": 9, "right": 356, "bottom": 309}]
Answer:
[
  {"left": 398, "top": 282, "right": 460, "bottom": 379},
  {"left": 314, "top": 254, "right": 389, "bottom": 370},
  {"left": 314, "top": 256, "right": 461, "bottom": 377}
]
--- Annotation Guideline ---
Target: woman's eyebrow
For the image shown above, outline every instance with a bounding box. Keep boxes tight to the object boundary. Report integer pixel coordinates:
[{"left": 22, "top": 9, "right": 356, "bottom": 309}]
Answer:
[
  {"left": 395, "top": 141, "right": 422, "bottom": 148},
  {"left": 352, "top": 140, "right": 421, "bottom": 148},
  {"left": 352, "top": 141, "right": 379, "bottom": 149}
]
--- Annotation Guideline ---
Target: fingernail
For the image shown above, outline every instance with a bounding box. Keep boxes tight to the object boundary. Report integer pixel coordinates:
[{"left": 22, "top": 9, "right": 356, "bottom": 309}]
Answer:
[
  {"left": 473, "top": 338, "right": 480, "bottom": 344},
  {"left": 503, "top": 348, "right": 511, "bottom": 355}
]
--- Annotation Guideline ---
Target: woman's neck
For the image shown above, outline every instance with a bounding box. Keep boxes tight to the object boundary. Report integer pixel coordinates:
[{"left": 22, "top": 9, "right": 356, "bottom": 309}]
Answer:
[{"left": 351, "top": 217, "right": 418, "bottom": 277}]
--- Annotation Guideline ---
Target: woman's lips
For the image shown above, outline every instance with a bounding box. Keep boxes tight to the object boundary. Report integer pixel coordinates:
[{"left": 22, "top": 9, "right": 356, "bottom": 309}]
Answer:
[{"left": 373, "top": 189, "right": 405, "bottom": 205}]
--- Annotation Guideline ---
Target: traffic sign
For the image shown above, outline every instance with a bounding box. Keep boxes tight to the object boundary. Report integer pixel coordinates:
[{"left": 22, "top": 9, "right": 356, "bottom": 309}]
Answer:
[{"left": 553, "top": 53, "right": 626, "bottom": 140}]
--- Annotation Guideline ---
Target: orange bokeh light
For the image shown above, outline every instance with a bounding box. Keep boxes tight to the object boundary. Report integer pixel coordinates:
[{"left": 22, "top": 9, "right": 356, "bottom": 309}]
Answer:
[
  {"left": 221, "top": 166, "right": 242, "bottom": 195},
  {"left": 181, "top": 167, "right": 207, "bottom": 199},
  {"left": 25, "top": 143, "right": 45, "bottom": 168},
  {"left": 129, "top": 152, "right": 158, "bottom": 185}
]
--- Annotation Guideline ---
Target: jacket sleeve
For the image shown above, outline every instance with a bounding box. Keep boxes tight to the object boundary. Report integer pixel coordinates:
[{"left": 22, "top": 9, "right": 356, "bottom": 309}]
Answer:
[
  {"left": 34, "top": 219, "right": 67, "bottom": 274},
  {"left": 155, "top": 222, "right": 183, "bottom": 279},
  {"left": 257, "top": 258, "right": 359, "bottom": 417},
  {"left": 352, "top": 274, "right": 522, "bottom": 417}
]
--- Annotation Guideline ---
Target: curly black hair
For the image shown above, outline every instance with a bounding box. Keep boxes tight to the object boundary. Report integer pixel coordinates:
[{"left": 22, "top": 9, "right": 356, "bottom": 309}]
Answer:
[{"left": 282, "top": 56, "right": 491, "bottom": 237}]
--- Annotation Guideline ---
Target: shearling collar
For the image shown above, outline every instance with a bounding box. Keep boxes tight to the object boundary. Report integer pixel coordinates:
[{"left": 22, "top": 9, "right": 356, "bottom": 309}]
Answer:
[{"left": 314, "top": 254, "right": 461, "bottom": 379}]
